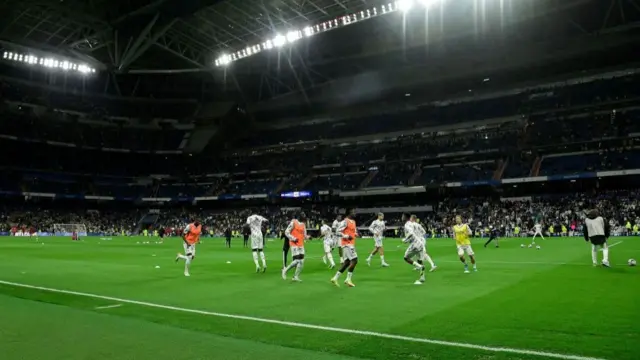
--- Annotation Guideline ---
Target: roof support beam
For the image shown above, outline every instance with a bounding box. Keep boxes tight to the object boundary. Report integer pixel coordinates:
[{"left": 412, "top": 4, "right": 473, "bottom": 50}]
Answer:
[{"left": 117, "top": 12, "right": 159, "bottom": 70}]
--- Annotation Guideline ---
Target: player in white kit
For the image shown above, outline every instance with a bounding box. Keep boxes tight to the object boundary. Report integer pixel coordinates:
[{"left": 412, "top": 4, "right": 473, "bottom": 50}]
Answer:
[
  {"left": 332, "top": 215, "right": 344, "bottom": 264},
  {"left": 401, "top": 214, "right": 427, "bottom": 284},
  {"left": 366, "top": 213, "right": 389, "bottom": 267},
  {"left": 246, "top": 214, "right": 268, "bottom": 272},
  {"left": 320, "top": 219, "right": 336, "bottom": 269},
  {"left": 410, "top": 216, "right": 437, "bottom": 272},
  {"left": 531, "top": 223, "right": 545, "bottom": 246}
]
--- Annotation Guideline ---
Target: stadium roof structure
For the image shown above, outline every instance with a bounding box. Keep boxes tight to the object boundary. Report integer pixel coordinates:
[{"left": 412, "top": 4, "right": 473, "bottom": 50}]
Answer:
[{"left": 1, "top": 0, "right": 640, "bottom": 109}]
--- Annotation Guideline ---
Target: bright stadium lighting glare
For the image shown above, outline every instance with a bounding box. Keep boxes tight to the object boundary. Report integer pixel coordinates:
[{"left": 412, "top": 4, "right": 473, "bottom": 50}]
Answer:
[
  {"left": 286, "top": 30, "right": 301, "bottom": 42},
  {"left": 212, "top": 0, "right": 446, "bottom": 66},
  {"left": 303, "top": 26, "right": 314, "bottom": 37},
  {"left": 273, "top": 34, "right": 287, "bottom": 47},
  {"left": 2, "top": 52, "right": 7, "bottom": 59},
  {"left": 397, "top": 0, "right": 414, "bottom": 12}
]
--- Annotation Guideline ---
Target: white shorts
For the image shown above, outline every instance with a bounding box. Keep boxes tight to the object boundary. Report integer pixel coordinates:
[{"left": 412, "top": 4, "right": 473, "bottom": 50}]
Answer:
[
  {"left": 183, "top": 243, "right": 196, "bottom": 257},
  {"left": 457, "top": 245, "right": 474, "bottom": 257},
  {"left": 291, "top": 246, "right": 305, "bottom": 257},
  {"left": 341, "top": 246, "right": 357, "bottom": 260},
  {"left": 404, "top": 244, "right": 425, "bottom": 261},
  {"left": 533, "top": 230, "right": 543, "bottom": 236},
  {"left": 323, "top": 241, "right": 334, "bottom": 253},
  {"left": 373, "top": 237, "right": 383, "bottom": 247},
  {"left": 251, "top": 234, "right": 264, "bottom": 250}
]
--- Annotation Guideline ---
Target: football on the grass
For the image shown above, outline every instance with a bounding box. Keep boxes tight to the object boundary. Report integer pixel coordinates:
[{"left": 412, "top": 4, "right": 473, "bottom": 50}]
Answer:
[{"left": 628, "top": 259, "right": 637, "bottom": 267}]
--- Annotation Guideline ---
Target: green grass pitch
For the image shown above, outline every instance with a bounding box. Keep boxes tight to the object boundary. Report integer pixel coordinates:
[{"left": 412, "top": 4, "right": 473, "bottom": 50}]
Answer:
[{"left": 0, "top": 235, "right": 638, "bottom": 360}]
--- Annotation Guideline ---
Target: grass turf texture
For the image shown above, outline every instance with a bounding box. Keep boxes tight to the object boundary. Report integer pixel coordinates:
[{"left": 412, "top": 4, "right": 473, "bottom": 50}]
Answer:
[{"left": 0, "top": 236, "right": 638, "bottom": 360}]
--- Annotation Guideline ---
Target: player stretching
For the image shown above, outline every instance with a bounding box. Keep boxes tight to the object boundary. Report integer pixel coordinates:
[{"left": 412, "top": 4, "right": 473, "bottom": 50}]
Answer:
[
  {"left": 402, "top": 214, "right": 426, "bottom": 284},
  {"left": 321, "top": 219, "right": 336, "bottom": 269},
  {"left": 282, "top": 212, "right": 308, "bottom": 281},
  {"left": 332, "top": 215, "right": 344, "bottom": 265},
  {"left": 531, "top": 222, "right": 544, "bottom": 246},
  {"left": 175, "top": 220, "right": 201, "bottom": 277},
  {"left": 331, "top": 209, "right": 358, "bottom": 287},
  {"left": 453, "top": 215, "right": 477, "bottom": 273},
  {"left": 246, "top": 214, "right": 268, "bottom": 272},
  {"left": 367, "top": 213, "right": 389, "bottom": 267}
]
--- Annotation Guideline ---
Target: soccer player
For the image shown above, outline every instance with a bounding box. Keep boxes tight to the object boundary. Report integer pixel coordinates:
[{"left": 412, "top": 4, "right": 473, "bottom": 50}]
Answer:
[
  {"left": 246, "top": 214, "right": 268, "bottom": 272},
  {"left": 453, "top": 215, "right": 477, "bottom": 273},
  {"left": 281, "top": 229, "right": 290, "bottom": 268},
  {"left": 584, "top": 209, "right": 611, "bottom": 267},
  {"left": 367, "top": 213, "right": 389, "bottom": 267},
  {"left": 242, "top": 225, "right": 250, "bottom": 248},
  {"left": 531, "top": 222, "right": 545, "bottom": 245},
  {"left": 484, "top": 225, "right": 500, "bottom": 248},
  {"left": 282, "top": 212, "right": 308, "bottom": 281},
  {"left": 158, "top": 226, "right": 166, "bottom": 244},
  {"left": 224, "top": 227, "right": 232, "bottom": 248},
  {"left": 411, "top": 217, "right": 437, "bottom": 272},
  {"left": 331, "top": 209, "right": 358, "bottom": 287},
  {"left": 332, "top": 215, "right": 344, "bottom": 265},
  {"left": 320, "top": 219, "right": 336, "bottom": 268},
  {"left": 175, "top": 220, "right": 201, "bottom": 277},
  {"left": 402, "top": 214, "right": 426, "bottom": 284}
]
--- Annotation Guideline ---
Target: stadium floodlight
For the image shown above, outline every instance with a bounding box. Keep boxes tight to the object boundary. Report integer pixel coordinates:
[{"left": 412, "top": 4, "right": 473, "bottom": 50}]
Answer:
[
  {"left": 286, "top": 30, "right": 301, "bottom": 43},
  {"left": 397, "top": 0, "right": 414, "bottom": 12},
  {"left": 1, "top": 50, "right": 96, "bottom": 74},
  {"left": 273, "top": 34, "right": 287, "bottom": 47},
  {"left": 213, "top": 0, "right": 446, "bottom": 67}
]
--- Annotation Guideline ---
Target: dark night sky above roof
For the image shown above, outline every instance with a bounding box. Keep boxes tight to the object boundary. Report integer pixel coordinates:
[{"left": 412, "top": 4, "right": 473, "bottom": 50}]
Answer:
[{"left": 1, "top": 0, "right": 639, "bottom": 106}]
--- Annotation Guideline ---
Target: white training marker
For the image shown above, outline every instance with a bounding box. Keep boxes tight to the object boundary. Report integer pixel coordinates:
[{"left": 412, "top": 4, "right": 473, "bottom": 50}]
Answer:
[
  {"left": 226, "top": 261, "right": 231, "bottom": 264},
  {"left": 155, "top": 265, "right": 160, "bottom": 269},
  {"left": 95, "top": 304, "right": 123, "bottom": 310},
  {"left": 152, "top": 254, "right": 156, "bottom": 257}
]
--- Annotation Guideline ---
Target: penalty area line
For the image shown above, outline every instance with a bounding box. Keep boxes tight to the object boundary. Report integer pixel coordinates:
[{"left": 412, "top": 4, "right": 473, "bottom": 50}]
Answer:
[{"left": 0, "top": 280, "right": 606, "bottom": 360}]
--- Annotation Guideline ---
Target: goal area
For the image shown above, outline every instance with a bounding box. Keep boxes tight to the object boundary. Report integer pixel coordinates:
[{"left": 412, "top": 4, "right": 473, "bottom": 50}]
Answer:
[{"left": 53, "top": 224, "right": 88, "bottom": 237}]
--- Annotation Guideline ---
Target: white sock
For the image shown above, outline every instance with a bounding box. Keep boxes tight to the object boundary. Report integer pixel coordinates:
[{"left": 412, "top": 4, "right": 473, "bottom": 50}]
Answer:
[
  {"left": 380, "top": 255, "right": 385, "bottom": 263},
  {"left": 285, "top": 259, "right": 299, "bottom": 273},
  {"left": 332, "top": 271, "right": 341, "bottom": 280},
  {"left": 591, "top": 245, "right": 598, "bottom": 264},
  {"left": 326, "top": 253, "right": 335, "bottom": 267},
  {"left": 346, "top": 271, "right": 353, "bottom": 281},
  {"left": 602, "top": 245, "right": 609, "bottom": 263},
  {"left": 185, "top": 257, "right": 191, "bottom": 273},
  {"left": 178, "top": 254, "right": 188, "bottom": 260},
  {"left": 424, "top": 254, "right": 435, "bottom": 268},
  {"left": 322, "top": 255, "right": 327, "bottom": 264},
  {"left": 294, "top": 259, "right": 304, "bottom": 278},
  {"left": 367, "top": 254, "right": 373, "bottom": 261},
  {"left": 260, "top": 252, "right": 267, "bottom": 268},
  {"left": 252, "top": 252, "right": 260, "bottom": 268},
  {"left": 413, "top": 261, "right": 424, "bottom": 270}
]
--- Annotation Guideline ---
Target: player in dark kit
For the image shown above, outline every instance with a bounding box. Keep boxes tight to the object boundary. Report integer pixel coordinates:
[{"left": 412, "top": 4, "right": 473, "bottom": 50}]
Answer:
[
  {"left": 282, "top": 229, "right": 290, "bottom": 268},
  {"left": 242, "top": 225, "right": 250, "bottom": 248},
  {"left": 484, "top": 225, "right": 502, "bottom": 248},
  {"left": 158, "top": 227, "right": 166, "bottom": 243},
  {"left": 224, "top": 227, "right": 232, "bottom": 248}
]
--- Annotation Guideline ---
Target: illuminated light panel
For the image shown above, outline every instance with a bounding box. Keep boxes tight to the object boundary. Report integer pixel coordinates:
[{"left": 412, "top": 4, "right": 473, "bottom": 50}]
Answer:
[
  {"left": 1, "top": 51, "right": 96, "bottom": 74},
  {"left": 214, "top": 0, "right": 444, "bottom": 67}
]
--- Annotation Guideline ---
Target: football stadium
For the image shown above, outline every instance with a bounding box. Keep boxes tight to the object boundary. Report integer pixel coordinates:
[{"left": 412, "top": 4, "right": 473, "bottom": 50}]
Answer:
[{"left": 0, "top": 0, "right": 639, "bottom": 359}]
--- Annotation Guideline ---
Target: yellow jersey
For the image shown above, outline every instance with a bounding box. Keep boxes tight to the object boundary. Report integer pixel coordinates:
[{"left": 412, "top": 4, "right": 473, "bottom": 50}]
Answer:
[{"left": 453, "top": 224, "right": 471, "bottom": 246}]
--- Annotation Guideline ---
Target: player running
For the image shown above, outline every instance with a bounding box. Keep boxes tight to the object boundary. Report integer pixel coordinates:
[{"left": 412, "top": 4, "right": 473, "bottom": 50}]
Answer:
[
  {"left": 282, "top": 212, "right": 308, "bottom": 281},
  {"left": 402, "top": 214, "right": 427, "bottom": 284},
  {"left": 332, "top": 215, "right": 344, "bottom": 265},
  {"left": 453, "top": 215, "right": 477, "bottom": 273},
  {"left": 484, "top": 225, "right": 500, "bottom": 248},
  {"left": 366, "top": 212, "right": 389, "bottom": 267},
  {"left": 531, "top": 222, "right": 545, "bottom": 245},
  {"left": 321, "top": 219, "right": 336, "bottom": 269},
  {"left": 412, "top": 217, "right": 437, "bottom": 272},
  {"left": 246, "top": 214, "right": 268, "bottom": 272},
  {"left": 331, "top": 209, "right": 358, "bottom": 287},
  {"left": 175, "top": 220, "right": 201, "bottom": 277}
]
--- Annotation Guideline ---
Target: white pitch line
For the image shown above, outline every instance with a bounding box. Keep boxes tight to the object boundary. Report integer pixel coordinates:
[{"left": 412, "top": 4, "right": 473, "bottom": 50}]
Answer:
[
  {"left": 94, "top": 304, "right": 123, "bottom": 310},
  {"left": 600, "top": 241, "right": 623, "bottom": 251},
  {"left": 0, "top": 280, "right": 605, "bottom": 360}
]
